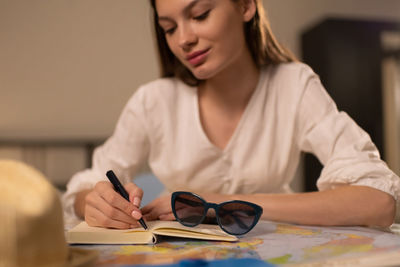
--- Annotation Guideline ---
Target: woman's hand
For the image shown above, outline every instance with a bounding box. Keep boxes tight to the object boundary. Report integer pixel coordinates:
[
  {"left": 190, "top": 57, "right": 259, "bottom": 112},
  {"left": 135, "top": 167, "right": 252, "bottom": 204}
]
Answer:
[
  {"left": 75, "top": 181, "right": 144, "bottom": 229},
  {"left": 141, "top": 194, "right": 175, "bottom": 221}
]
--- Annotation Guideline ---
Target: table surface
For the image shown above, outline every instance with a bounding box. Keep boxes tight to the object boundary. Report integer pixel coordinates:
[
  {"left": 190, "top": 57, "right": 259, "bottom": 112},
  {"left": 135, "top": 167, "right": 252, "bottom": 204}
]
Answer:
[{"left": 72, "top": 220, "right": 400, "bottom": 266}]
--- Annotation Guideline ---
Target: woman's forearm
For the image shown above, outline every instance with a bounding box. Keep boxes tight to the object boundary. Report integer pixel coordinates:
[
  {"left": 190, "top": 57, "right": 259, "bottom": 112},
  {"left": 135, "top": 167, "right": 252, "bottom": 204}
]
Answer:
[
  {"left": 201, "top": 185, "right": 395, "bottom": 227},
  {"left": 235, "top": 185, "right": 395, "bottom": 227}
]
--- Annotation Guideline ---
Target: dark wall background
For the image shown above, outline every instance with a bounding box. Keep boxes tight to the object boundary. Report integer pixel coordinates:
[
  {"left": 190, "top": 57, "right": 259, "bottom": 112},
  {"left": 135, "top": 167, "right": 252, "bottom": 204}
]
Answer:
[{"left": 301, "top": 18, "right": 400, "bottom": 191}]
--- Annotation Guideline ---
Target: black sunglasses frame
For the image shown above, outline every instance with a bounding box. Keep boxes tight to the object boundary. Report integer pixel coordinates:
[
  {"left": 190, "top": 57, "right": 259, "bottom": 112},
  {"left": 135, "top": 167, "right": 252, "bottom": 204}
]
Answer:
[{"left": 171, "top": 191, "right": 263, "bottom": 235}]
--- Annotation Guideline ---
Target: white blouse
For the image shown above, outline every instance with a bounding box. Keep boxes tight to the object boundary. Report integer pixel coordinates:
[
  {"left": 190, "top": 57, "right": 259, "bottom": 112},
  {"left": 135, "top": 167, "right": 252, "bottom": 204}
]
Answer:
[{"left": 63, "top": 62, "right": 400, "bottom": 220}]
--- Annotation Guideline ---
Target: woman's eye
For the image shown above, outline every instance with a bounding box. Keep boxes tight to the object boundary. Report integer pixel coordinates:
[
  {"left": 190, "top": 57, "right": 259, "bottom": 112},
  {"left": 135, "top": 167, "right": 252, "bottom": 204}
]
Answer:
[
  {"left": 163, "top": 27, "right": 176, "bottom": 35},
  {"left": 193, "top": 10, "right": 210, "bottom": 21}
]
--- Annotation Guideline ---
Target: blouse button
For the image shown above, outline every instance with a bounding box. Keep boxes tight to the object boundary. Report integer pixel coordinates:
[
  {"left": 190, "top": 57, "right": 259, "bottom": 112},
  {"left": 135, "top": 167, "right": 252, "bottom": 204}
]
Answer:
[{"left": 222, "top": 155, "right": 231, "bottom": 165}]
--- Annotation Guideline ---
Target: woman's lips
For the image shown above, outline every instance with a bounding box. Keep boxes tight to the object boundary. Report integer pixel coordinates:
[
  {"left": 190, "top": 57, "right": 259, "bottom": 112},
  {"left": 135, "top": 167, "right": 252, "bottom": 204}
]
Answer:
[{"left": 186, "top": 49, "right": 210, "bottom": 66}]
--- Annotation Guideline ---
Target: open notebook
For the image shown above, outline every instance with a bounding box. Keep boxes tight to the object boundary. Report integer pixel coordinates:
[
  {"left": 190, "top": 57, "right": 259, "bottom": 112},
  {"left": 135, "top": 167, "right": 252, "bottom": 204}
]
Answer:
[{"left": 66, "top": 220, "right": 238, "bottom": 244}]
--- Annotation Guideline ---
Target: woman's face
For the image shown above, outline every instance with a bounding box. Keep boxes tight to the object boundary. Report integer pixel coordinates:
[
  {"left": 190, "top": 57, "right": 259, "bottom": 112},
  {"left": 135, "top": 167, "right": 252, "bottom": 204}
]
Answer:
[{"left": 155, "top": 0, "right": 253, "bottom": 80}]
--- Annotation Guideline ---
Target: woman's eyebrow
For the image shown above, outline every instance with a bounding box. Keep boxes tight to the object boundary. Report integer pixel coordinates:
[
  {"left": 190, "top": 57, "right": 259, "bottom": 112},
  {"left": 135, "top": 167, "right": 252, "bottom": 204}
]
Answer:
[{"left": 158, "top": 0, "right": 208, "bottom": 22}]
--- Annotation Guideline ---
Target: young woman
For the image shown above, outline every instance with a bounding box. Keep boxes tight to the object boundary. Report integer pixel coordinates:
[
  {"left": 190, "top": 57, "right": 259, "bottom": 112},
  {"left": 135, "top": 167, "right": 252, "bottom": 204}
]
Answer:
[{"left": 63, "top": 0, "right": 399, "bottom": 229}]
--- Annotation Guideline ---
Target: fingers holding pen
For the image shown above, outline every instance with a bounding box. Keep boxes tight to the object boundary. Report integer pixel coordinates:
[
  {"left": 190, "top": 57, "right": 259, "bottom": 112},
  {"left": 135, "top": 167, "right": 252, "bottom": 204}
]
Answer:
[
  {"left": 85, "top": 181, "right": 143, "bottom": 228},
  {"left": 104, "top": 185, "right": 142, "bottom": 217},
  {"left": 84, "top": 183, "right": 138, "bottom": 228},
  {"left": 105, "top": 170, "right": 144, "bottom": 218},
  {"left": 125, "top": 182, "right": 144, "bottom": 208},
  {"left": 85, "top": 204, "right": 138, "bottom": 229},
  {"left": 124, "top": 182, "right": 146, "bottom": 223}
]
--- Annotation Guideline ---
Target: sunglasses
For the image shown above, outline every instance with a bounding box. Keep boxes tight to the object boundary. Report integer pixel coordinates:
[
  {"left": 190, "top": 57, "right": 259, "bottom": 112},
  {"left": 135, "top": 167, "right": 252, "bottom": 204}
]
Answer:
[{"left": 171, "top": 191, "right": 263, "bottom": 235}]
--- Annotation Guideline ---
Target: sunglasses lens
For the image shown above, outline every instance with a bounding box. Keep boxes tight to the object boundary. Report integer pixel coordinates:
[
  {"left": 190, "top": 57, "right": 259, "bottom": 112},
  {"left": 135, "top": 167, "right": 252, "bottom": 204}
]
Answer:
[
  {"left": 218, "top": 202, "right": 258, "bottom": 235},
  {"left": 174, "top": 193, "right": 205, "bottom": 226}
]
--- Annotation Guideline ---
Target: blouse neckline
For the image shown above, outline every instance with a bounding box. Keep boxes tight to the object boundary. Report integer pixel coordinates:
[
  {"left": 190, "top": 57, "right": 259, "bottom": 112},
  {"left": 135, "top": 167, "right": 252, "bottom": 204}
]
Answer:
[{"left": 193, "top": 67, "right": 269, "bottom": 155}]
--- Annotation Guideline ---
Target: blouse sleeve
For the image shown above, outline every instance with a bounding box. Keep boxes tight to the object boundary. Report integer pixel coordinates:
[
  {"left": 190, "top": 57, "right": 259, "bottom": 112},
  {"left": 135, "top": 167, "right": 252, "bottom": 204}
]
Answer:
[
  {"left": 296, "top": 68, "right": 400, "bottom": 200},
  {"left": 62, "top": 86, "right": 150, "bottom": 222}
]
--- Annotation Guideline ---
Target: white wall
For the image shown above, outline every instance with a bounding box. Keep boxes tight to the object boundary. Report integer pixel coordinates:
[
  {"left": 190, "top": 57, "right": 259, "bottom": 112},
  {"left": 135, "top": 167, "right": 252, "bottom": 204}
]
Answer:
[{"left": 0, "top": 0, "right": 158, "bottom": 140}]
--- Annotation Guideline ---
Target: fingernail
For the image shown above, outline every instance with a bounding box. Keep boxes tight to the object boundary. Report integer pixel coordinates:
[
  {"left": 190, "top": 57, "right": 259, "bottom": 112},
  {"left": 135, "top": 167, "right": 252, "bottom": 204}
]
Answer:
[
  {"left": 131, "top": 210, "right": 142, "bottom": 220},
  {"left": 133, "top": 197, "right": 141, "bottom": 207}
]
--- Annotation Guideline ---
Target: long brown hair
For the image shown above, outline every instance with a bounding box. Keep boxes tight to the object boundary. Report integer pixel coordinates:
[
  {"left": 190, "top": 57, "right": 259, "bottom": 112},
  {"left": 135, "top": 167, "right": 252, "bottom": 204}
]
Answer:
[{"left": 149, "top": 0, "right": 296, "bottom": 86}]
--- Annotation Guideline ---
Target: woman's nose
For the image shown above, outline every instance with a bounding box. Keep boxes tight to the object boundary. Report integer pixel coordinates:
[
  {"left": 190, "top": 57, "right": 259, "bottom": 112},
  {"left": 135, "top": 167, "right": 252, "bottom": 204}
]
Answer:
[{"left": 178, "top": 25, "right": 197, "bottom": 51}]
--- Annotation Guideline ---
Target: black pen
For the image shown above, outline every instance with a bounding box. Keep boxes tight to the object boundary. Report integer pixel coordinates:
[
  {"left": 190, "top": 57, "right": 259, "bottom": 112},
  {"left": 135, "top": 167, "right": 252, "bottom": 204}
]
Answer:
[{"left": 106, "top": 170, "right": 148, "bottom": 230}]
